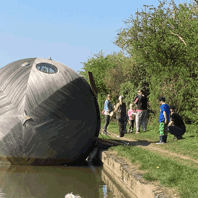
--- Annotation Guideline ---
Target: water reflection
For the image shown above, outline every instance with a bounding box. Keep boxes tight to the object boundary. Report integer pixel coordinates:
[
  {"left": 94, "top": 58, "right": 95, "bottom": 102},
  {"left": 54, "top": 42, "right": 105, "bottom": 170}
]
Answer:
[
  {"left": 101, "top": 169, "right": 135, "bottom": 198},
  {"left": 102, "top": 185, "right": 108, "bottom": 198},
  {"left": 0, "top": 165, "right": 114, "bottom": 198}
]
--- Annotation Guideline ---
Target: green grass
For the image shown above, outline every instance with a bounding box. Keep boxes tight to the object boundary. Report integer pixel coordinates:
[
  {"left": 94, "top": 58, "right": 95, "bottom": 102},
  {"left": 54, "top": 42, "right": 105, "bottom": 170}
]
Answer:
[
  {"left": 98, "top": 133, "right": 113, "bottom": 140},
  {"left": 101, "top": 120, "right": 198, "bottom": 160},
  {"left": 99, "top": 120, "right": 198, "bottom": 197},
  {"left": 109, "top": 145, "right": 198, "bottom": 198}
]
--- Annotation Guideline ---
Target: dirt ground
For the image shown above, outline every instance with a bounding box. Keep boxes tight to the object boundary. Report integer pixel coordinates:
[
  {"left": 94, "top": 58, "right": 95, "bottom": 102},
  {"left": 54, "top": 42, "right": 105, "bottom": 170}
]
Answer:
[{"left": 106, "top": 131, "right": 198, "bottom": 167}]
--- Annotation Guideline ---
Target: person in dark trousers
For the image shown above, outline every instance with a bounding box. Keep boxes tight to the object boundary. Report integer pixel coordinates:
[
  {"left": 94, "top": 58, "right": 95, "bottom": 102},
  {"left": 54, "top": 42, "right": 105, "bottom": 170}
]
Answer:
[
  {"left": 142, "top": 88, "right": 148, "bottom": 131},
  {"left": 103, "top": 94, "right": 112, "bottom": 135},
  {"left": 168, "top": 106, "right": 186, "bottom": 140},
  {"left": 124, "top": 114, "right": 129, "bottom": 134},
  {"left": 156, "top": 96, "right": 170, "bottom": 144},
  {"left": 111, "top": 95, "right": 126, "bottom": 137},
  {"left": 134, "top": 89, "right": 147, "bottom": 134}
]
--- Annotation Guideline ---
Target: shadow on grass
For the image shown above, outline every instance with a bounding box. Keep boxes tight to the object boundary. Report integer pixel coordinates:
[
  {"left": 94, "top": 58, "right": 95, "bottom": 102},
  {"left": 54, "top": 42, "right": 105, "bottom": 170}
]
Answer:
[
  {"left": 97, "top": 137, "right": 151, "bottom": 148},
  {"left": 127, "top": 140, "right": 150, "bottom": 146}
]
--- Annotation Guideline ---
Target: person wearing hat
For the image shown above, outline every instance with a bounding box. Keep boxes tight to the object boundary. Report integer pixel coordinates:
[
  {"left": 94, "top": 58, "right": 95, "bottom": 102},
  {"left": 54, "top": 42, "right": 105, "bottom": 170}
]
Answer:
[
  {"left": 168, "top": 106, "right": 186, "bottom": 140},
  {"left": 156, "top": 96, "right": 170, "bottom": 144},
  {"left": 111, "top": 95, "right": 126, "bottom": 137}
]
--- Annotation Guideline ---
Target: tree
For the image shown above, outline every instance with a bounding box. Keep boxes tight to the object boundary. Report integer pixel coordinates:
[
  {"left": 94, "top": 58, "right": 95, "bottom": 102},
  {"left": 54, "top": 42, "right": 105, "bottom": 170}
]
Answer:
[
  {"left": 115, "top": 0, "right": 198, "bottom": 122},
  {"left": 80, "top": 51, "right": 113, "bottom": 95}
]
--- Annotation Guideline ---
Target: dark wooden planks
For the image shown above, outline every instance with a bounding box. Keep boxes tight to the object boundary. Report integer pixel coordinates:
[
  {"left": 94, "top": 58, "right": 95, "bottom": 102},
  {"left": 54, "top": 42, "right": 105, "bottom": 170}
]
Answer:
[{"left": 0, "top": 58, "right": 100, "bottom": 165}]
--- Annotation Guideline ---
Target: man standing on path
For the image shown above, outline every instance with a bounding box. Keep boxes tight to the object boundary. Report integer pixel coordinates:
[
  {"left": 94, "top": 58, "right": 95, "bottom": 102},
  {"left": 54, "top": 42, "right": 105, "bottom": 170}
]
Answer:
[
  {"left": 134, "top": 89, "right": 147, "bottom": 134},
  {"left": 168, "top": 106, "right": 186, "bottom": 140},
  {"left": 156, "top": 96, "right": 170, "bottom": 144}
]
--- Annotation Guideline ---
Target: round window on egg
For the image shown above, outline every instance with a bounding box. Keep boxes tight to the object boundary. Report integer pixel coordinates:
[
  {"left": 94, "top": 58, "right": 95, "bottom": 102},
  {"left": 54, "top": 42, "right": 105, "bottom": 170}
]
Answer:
[{"left": 36, "top": 63, "right": 58, "bottom": 74}]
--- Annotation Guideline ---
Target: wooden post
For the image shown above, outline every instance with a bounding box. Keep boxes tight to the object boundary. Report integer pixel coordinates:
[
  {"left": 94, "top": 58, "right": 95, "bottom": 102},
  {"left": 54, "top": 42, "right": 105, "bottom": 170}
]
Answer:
[{"left": 88, "top": 71, "right": 98, "bottom": 96}]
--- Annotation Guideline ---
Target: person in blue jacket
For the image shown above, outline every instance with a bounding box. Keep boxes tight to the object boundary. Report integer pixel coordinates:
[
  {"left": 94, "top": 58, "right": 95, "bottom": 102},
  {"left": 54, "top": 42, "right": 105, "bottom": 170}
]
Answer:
[
  {"left": 156, "top": 96, "right": 170, "bottom": 144},
  {"left": 103, "top": 94, "right": 113, "bottom": 135}
]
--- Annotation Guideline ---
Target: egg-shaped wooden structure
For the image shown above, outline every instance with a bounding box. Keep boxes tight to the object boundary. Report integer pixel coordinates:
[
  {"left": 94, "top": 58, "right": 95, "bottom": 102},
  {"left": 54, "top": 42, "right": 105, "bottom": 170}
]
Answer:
[{"left": 0, "top": 58, "right": 100, "bottom": 165}]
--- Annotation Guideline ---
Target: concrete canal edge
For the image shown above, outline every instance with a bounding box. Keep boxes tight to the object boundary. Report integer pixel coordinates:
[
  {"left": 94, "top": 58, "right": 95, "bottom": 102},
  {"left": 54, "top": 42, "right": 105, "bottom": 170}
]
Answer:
[{"left": 98, "top": 150, "right": 179, "bottom": 198}]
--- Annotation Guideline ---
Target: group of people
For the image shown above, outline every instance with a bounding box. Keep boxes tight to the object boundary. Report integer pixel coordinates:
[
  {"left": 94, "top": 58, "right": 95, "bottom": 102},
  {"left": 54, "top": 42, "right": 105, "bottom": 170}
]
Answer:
[
  {"left": 157, "top": 96, "right": 186, "bottom": 144},
  {"left": 103, "top": 90, "right": 186, "bottom": 144},
  {"left": 103, "top": 94, "right": 127, "bottom": 137},
  {"left": 103, "top": 89, "right": 148, "bottom": 137}
]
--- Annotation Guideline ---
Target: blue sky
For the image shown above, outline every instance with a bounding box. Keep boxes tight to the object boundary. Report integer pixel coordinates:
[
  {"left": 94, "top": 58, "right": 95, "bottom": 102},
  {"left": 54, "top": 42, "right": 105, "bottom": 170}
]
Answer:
[{"left": 0, "top": 0, "right": 193, "bottom": 72}]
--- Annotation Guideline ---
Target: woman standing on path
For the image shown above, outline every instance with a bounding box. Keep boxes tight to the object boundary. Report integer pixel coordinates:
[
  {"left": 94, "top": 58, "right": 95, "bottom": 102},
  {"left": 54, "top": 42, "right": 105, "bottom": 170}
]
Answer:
[
  {"left": 134, "top": 89, "right": 147, "bottom": 134},
  {"left": 111, "top": 95, "right": 126, "bottom": 137},
  {"left": 103, "top": 94, "right": 113, "bottom": 135}
]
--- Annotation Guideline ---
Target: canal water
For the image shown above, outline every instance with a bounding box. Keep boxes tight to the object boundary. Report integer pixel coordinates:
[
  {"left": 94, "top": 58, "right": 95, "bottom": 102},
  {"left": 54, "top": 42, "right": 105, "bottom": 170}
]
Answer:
[{"left": 0, "top": 164, "right": 115, "bottom": 198}]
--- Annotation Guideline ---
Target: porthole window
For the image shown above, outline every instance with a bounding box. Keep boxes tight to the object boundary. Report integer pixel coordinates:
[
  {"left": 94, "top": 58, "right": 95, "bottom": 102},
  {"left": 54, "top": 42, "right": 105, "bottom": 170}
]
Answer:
[{"left": 36, "top": 63, "right": 57, "bottom": 74}]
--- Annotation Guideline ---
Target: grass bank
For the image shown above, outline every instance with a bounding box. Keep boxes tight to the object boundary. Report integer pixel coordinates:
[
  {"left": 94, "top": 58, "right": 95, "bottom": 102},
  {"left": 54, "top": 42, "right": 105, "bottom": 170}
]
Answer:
[
  {"left": 109, "top": 145, "right": 198, "bottom": 198},
  {"left": 101, "top": 120, "right": 198, "bottom": 160},
  {"left": 99, "top": 120, "right": 198, "bottom": 198}
]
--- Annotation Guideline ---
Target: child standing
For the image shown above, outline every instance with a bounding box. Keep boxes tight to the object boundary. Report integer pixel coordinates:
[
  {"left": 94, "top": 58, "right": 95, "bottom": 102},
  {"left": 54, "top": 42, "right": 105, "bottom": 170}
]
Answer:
[
  {"left": 157, "top": 96, "right": 170, "bottom": 144},
  {"left": 128, "top": 103, "right": 136, "bottom": 133}
]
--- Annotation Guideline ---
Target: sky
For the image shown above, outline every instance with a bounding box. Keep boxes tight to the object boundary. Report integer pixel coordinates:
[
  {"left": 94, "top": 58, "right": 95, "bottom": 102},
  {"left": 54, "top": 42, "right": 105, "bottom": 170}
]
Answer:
[{"left": 0, "top": 0, "right": 194, "bottom": 73}]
